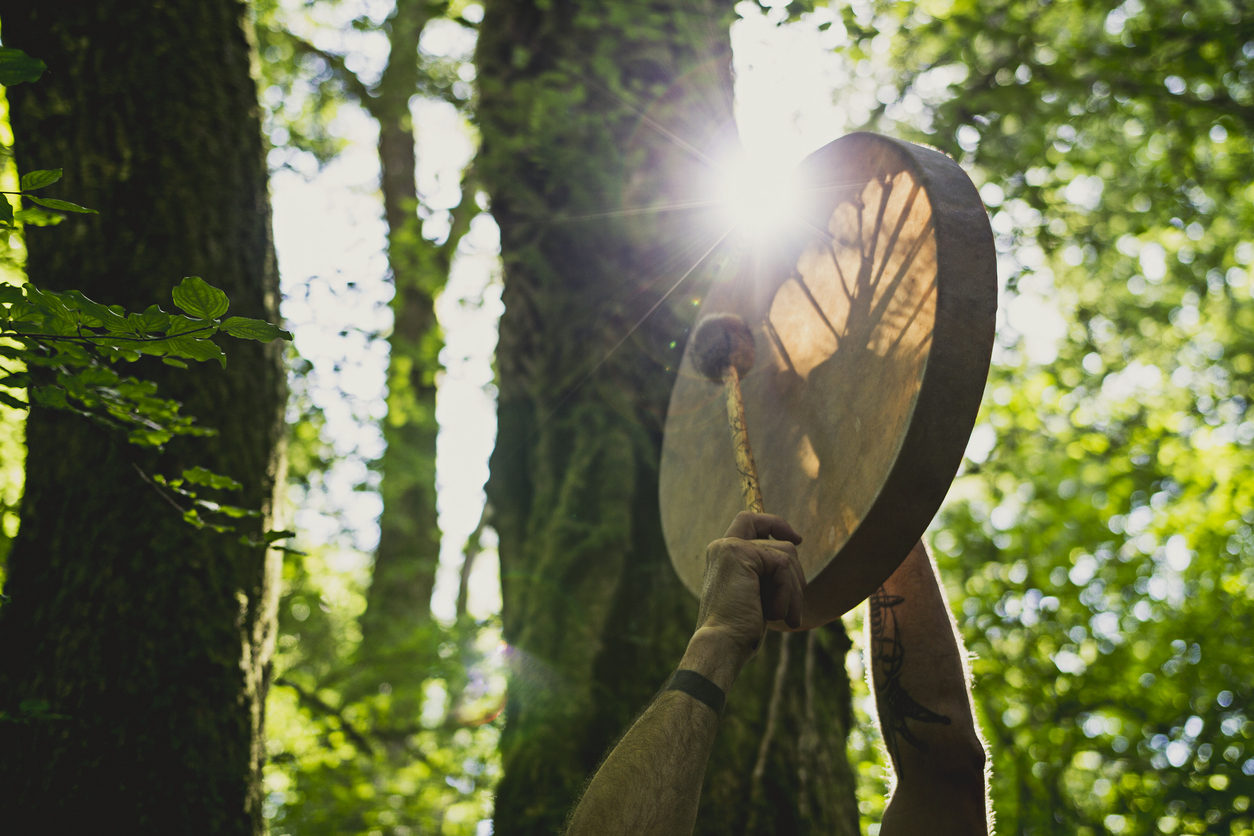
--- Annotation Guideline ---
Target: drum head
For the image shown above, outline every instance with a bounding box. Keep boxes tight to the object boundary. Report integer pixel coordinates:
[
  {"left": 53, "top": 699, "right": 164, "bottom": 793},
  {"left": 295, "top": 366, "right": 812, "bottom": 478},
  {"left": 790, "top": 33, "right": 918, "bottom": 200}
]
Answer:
[{"left": 660, "top": 132, "right": 996, "bottom": 629}]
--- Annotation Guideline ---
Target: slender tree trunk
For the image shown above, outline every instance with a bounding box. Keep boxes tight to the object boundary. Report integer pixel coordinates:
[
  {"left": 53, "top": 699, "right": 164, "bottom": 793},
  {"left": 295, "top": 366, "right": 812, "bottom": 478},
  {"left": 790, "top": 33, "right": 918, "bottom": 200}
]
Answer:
[
  {"left": 359, "top": 0, "right": 445, "bottom": 662},
  {"left": 270, "top": 0, "right": 478, "bottom": 675},
  {"left": 477, "top": 3, "right": 860, "bottom": 833},
  {"left": 0, "top": 2, "right": 285, "bottom": 833}
]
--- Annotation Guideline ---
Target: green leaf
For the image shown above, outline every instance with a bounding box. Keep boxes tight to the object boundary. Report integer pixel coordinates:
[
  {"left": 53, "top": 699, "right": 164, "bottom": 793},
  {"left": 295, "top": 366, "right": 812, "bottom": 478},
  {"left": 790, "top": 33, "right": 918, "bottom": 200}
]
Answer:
[
  {"left": 0, "top": 48, "right": 46, "bottom": 86},
  {"left": 19, "top": 169, "right": 62, "bottom": 191},
  {"left": 127, "top": 307, "right": 172, "bottom": 334},
  {"left": 211, "top": 502, "right": 256, "bottom": 519},
  {"left": 30, "top": 387, "right": 69, "bottom": 409},
  {"left": 182, "top": 466, "right": 243, "bottom": 491},
  {"left": 164, "top": 335, "right": 227, "bottom": 367},
  {"left": 76, "top": 366, "right": 119, "bottom": 387},
  {"left": 0, "top": 284, "right": 23, "bottom": 304},
  {"left": 25, "top": 196, "right": 97, "bottom": 214},
  {"left": 3, "top": 305, "right": 43, "bottom": 329},
  {"left": 0, "top": 197, "right": 13, "bottom": 227},
  {"left": 220, "top": 316, "right": 292, "bottom": 342},
  {"left": 165, "top": 314, "right": 214, "bottom": 337},
  {"left": 24, "top": 287, "right": 77, "bottom": 330},
  {"left": 0, "top": 391, "right": 28, "bottom": 410},
  {"left": 128, "top": 427, "right": 173, "bottom": 447},
  {"left": 240, "top": 530, "right": 303, "bottom": 553},
  {"left": 0, "top": 370, "right": 30, "bottom": 387},
  {"left": 14, "top": 207, "right": 65, "bottom": 227},
  {"left": 56, "top": 370, "right": 90, "bottom": 401},
  {"left": 171, "top": 276, "right": 229, "bottom": 320},
  {"left": 161, "top": 357, "right": 188, "bottom": 369},
  {"left": 63, "top": 290, "right": 127, "bottom": 329}
]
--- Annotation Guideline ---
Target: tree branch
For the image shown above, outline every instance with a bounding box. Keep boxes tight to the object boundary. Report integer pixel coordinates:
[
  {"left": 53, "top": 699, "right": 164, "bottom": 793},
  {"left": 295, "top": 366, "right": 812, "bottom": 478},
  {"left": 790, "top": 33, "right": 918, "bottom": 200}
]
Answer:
[
  {"left": 1, "top": 324, "right": 215, "bottom": 344},
  {"left": 275, "top": 675, "right": 377, "bottom": 756},
  {"left": 437, "top": 162, "right": 482, "bottom": 276},
  {"left": 281, "top": 31, "right": 375, "bottom": 106},
  {"left": 748, "top": 631, "right": 792, "bottom": 825},
  {"left": 455, "top": 502, "right": 491, "bottom": 619}
]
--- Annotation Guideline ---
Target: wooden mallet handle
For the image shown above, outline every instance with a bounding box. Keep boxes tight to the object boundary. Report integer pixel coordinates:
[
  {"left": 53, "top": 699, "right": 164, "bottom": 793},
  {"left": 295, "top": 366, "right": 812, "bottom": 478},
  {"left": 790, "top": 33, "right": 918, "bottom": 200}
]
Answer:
[
  {"left": 722, "top": 364, "right": 764, "bottom": 513},
  {"left": 690, "top": 314, "right": 763, "bottom": 513}
]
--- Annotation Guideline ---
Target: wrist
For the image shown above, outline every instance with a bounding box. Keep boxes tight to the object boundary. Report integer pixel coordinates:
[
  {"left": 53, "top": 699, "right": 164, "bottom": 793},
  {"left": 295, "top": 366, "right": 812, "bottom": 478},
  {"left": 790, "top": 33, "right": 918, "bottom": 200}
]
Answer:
[{"left": 680, "top": 626, "right": 750, "bottom": 692}]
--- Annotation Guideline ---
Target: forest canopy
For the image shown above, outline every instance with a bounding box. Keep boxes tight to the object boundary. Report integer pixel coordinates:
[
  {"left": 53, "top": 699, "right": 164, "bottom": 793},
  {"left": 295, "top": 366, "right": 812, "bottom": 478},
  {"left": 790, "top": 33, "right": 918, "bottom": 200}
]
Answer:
[{"left": 0, "top": 1, "right": 1250, "bottom": 834}]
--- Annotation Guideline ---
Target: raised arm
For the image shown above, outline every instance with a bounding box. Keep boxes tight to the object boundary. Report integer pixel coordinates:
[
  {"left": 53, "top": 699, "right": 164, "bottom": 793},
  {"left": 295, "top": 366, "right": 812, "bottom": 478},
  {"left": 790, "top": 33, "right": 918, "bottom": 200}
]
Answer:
[
  {"left": 870, "top": 540, "right": 990, "bottom": 835},
  {"left": 565, "top": 512, "right": 805, "bottom": 836}
]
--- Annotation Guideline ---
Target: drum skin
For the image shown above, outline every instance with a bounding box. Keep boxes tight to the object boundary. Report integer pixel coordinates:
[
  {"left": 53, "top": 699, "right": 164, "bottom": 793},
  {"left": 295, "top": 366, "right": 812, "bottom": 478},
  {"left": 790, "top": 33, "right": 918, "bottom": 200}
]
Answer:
[{"left": 660, "top": 132, "right": 997, "bottom": 629}]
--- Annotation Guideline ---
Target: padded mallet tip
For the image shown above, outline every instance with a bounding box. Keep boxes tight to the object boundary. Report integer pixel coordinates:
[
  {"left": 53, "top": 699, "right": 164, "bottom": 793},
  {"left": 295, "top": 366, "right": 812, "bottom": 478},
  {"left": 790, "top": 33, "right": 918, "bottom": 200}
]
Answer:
[{"left": 690, "top": 313, "right": 756, "bottom": 382}]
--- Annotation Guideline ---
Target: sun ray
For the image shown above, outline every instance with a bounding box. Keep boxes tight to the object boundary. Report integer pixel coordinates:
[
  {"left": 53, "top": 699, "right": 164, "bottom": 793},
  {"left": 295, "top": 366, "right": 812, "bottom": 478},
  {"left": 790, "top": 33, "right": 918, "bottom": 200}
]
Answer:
[
  {"left": 536, "top": 224, "right": 734, "bottom": 427},
  {"left": 550, "top": 197, "right": 723, "bottom": 224}
]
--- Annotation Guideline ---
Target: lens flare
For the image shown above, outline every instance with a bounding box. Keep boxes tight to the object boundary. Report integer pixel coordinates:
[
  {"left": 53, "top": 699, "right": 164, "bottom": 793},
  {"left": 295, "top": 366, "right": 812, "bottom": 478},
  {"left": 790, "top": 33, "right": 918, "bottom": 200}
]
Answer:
[{"left": 706, "top": 149, "right": 805, "bottom": 245}]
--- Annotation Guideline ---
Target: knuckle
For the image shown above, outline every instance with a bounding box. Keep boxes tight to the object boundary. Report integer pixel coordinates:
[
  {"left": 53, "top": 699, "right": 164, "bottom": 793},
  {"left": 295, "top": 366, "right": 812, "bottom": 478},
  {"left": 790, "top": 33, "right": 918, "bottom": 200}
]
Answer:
[{"left": 705, "top": 538, "right": 740, "bottom": 564}]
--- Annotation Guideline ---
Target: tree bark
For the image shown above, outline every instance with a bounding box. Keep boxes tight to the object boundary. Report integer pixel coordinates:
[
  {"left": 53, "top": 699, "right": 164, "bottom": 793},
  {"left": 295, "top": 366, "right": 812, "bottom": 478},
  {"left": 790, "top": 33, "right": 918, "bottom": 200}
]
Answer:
[
  {"left": 359, "top": 0, "right": 446, "bottom": 663},
  {"left": 263, "top": 0, "right": 476, "bottom": 684},
  {"left": 0, "top": 2, "right": 285, "bottom": 833},
  {"left": 476, "top": 3, "right": 861, "bottom": 833}
]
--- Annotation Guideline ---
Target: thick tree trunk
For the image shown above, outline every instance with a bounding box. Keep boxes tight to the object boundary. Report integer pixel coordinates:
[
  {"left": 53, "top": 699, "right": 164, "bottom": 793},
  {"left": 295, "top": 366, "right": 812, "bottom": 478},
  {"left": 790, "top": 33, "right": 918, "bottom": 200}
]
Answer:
[
  {"left": 476, "top": 3, "right": 860, "bottom": 834},
  {"left": 0, "top": 2, "right": 285, "bottom": 833}
]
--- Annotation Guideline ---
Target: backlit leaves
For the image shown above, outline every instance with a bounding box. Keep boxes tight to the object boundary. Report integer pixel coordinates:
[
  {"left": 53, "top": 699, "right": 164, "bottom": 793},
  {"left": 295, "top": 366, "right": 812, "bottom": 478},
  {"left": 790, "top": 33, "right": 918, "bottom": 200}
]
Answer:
[
  {"left": 23, "top": 196, "right": 96, "bottom": 214},
  {"left": 18, "top": 169, "right": 62, "bottom": 191},
  {"left": 172, "top": 275, "right": 231, "bottom": 320},
  {"left": 850, "top": 0, "right": 1254, "bottom": 831},
  {"left": 1, "top": 278, "right": 291, "bottom": 440},
  {"left": 0, "top": 47, "right": 46, "bottom": 86},
  {"left": 221, "top": 315, "right": 292, "bottom": 342}
]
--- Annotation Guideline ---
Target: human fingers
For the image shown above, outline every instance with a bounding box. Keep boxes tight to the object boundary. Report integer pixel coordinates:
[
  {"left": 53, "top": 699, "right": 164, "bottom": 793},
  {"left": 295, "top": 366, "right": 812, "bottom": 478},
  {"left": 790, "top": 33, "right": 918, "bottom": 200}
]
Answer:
[
  {"left": 723, "top": 511, "right": 803, "bottom": 545},
  {"left": 759, "top": 543, "right": 805, "bottom": 628}
]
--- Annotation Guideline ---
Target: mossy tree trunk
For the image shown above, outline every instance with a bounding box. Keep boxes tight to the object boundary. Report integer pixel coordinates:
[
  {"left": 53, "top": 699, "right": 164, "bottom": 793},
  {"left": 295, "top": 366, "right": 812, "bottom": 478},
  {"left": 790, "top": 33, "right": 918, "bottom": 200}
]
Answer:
[
  {"left": 0, "top": 2, "right": 286, "bottom": 833},
  {"left": 361, "top": 0, "right": 446, "bottom": 668},
  {"left": 476, "top": 3, "right": 861, "bottom": 834}
]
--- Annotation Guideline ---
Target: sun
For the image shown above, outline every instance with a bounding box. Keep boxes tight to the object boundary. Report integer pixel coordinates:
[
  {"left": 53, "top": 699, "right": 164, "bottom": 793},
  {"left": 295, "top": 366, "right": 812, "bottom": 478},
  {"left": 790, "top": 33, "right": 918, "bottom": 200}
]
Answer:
[{"left": 703, "top": 147, "right": 807, "bottom": 247}]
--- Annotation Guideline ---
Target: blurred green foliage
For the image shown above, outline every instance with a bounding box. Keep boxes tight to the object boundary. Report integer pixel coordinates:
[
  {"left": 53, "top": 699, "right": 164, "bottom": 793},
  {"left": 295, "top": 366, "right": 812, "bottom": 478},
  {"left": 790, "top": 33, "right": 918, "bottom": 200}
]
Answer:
[
  {"left": 263, "top": 544, "right": 503, "bottom": 833},
  {"left": 0, "top": 79, "right": 24, "bottom": 576},
  {"left": 832, "top": 0, "right": 1253, "bottom": 832}
]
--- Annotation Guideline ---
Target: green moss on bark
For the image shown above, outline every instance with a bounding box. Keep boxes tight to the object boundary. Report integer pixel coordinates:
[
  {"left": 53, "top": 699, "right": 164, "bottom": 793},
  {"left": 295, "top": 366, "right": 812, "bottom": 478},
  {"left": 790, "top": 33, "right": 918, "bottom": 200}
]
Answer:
[
  {"left": 477, "top": 2, "right": 860, "bottom": 834},
  {"left": 0, "top": 2, "right": 285, "bottom": 832}
]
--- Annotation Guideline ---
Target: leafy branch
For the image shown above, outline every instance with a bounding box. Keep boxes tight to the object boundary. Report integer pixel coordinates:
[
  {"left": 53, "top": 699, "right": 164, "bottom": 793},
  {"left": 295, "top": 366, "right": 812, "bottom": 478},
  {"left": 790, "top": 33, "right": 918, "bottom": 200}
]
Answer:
[
  {"left": 0, "top": 275, "right": 296, "bottom": 546},
  {"left": 1, "top": 276, "right": 291, "bottom": 446},
  {"left": 135, "top": 465, "right": 298, "bottom": 552},
  {"left": 0, "top": 167, "right": 96, "bottom": 228},
  {"left": 0, "top": 46, "right": 297, "bottom": 549}
]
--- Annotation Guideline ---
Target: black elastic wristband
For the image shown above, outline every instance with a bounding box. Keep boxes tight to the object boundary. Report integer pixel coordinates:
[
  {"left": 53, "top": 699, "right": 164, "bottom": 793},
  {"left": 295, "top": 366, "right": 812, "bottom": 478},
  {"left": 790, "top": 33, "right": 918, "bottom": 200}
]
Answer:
[{"left": 667, "top": 669, "right": 725, "bottom": 715}]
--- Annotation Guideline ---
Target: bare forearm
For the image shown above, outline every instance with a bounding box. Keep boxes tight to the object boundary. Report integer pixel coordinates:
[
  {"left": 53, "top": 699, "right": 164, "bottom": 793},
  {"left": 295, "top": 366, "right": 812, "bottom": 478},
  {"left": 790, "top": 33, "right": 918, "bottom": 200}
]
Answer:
[
  {"left": 565, "top": 630, "right": 744, "bottom": 836},
  {"left": 870, "top": 540, "right": 988, "bottom": 834},
  {"left": 567, "top": 513, "right": 804, "bottom": 835},
  {"left": 565, "top": 691, "right": 716, "bottom": 836}
]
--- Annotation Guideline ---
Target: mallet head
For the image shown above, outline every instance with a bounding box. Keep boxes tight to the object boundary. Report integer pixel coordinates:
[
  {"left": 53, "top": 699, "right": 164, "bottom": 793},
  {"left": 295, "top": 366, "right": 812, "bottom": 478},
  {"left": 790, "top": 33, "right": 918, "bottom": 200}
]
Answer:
[{"left": 690, "top": 313, "right": 756, "bottom": 382}]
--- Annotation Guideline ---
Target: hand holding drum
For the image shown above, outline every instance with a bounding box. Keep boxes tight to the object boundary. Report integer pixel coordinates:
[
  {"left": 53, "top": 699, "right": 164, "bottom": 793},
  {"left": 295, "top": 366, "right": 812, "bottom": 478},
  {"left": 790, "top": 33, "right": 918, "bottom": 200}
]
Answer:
[
  {"left": 691, "top": 312, "right": 810, "bottom": 632},
  {"left": 660, "top": 132, "right": 997, "bottom": 629}
]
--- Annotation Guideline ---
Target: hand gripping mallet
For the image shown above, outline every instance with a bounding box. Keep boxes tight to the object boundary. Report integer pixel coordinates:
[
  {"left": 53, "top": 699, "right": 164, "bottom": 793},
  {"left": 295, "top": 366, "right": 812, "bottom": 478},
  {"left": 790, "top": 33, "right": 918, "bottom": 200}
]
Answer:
[{"left": 689, "top": 313, "right": 764, "bottom": 513}]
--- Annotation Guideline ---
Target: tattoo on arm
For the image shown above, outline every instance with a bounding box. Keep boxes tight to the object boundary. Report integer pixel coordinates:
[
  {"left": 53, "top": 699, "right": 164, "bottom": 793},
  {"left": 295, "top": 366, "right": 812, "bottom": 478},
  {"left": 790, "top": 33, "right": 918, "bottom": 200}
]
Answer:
[{"left": 869, "top": 586, "right": 951, "bottom": 772}]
